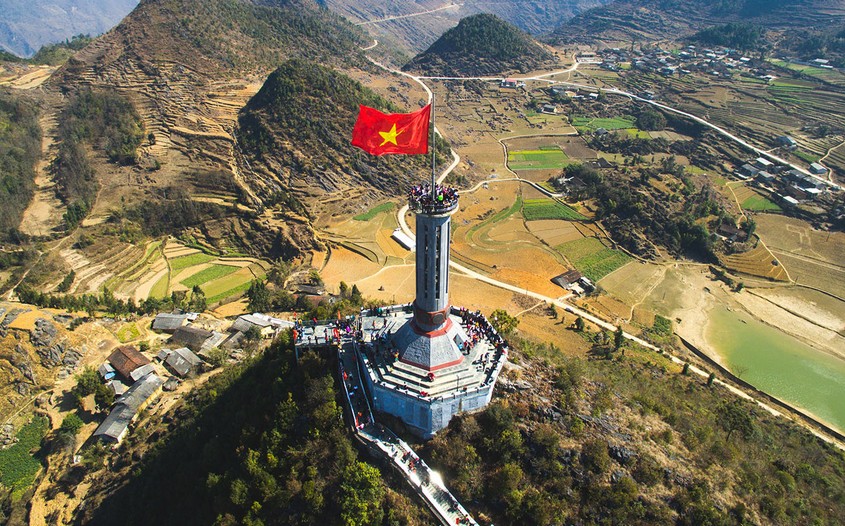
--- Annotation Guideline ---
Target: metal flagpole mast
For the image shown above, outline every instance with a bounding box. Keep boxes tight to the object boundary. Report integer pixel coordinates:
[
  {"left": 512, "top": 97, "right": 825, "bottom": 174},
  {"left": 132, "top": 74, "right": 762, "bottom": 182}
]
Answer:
[{"left": 430, "top": 94, "right": 436, "bottom": 199}]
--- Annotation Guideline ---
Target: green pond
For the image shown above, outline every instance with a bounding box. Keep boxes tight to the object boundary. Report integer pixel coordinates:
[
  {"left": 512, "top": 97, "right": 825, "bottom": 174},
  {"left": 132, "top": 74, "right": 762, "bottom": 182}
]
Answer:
[{"left": 707, "top": 307, "right": 845, "bottom": 434}]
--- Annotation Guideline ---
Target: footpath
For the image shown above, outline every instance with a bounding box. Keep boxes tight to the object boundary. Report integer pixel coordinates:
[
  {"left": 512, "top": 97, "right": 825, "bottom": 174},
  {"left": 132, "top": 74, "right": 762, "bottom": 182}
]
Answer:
[{"left": 336, "top": 330, "right": 479, "bottom": 526}]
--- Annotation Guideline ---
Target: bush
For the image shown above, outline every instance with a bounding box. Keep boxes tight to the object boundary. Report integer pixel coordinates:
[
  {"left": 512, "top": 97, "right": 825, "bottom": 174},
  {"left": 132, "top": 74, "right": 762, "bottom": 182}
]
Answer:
[
  {"left": 60, "top": 414, "right": 84, "bottom": 435},
  {"left": 581, "top": 439, "right": 610, "bottom": 474}
]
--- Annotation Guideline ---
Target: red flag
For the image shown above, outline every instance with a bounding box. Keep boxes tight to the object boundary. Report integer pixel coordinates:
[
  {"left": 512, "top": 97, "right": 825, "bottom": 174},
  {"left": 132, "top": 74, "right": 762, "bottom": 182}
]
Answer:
[{"left": 351, "top": 104, "right": 431, "bottom": 156}]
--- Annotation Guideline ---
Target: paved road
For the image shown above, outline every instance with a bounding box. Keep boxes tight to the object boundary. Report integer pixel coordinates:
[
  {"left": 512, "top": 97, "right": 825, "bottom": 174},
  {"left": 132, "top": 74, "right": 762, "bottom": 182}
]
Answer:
[
  {"left": 355, "top": 2, "right": 462, "bottom": 26},
  {"left": 365, "top": 49, "right": 845, "bottom": 450}
]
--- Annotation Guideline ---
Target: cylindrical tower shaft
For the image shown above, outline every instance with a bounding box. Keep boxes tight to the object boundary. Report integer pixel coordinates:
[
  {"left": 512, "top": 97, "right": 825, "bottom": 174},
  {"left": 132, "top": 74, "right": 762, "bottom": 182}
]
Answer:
[
  {"left": 408, "top": 185, "right": 458, "bottom": 333},
  {"left": 415, "top": 211, "right": 451, "bottom": 314}
]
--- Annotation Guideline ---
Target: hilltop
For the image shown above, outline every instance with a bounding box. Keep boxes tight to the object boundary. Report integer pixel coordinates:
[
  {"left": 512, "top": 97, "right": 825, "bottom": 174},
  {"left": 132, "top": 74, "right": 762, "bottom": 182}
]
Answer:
[
  {"left": 55, "top": 0, "right": 368, "bottom": 80},
  {"left": 53, "top": 318, "right": 845, "bottom": 526},
  {"left": 238, "top": 60, "right": 446, "bottom": 212},
  {"left": 33, "top": 0, "right": 375, "bottom": 259},
  {"left": 550, "top": 0, "right": 845, "bottom": 44},
  {"left": 403, "top": 13, "right": 556, "bottom": 77}
]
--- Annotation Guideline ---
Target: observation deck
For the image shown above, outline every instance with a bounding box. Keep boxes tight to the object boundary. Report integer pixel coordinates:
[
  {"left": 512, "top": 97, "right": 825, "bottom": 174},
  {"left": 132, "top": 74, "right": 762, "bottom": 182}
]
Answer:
[{"left": 408, "top": 184, "right": 459, "bottom": 215}]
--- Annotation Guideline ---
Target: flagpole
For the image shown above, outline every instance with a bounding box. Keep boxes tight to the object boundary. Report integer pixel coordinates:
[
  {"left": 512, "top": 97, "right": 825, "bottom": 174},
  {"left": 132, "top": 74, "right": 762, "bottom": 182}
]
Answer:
[{"left": 430, "top": 94, "right": 436, "bottom": 200}]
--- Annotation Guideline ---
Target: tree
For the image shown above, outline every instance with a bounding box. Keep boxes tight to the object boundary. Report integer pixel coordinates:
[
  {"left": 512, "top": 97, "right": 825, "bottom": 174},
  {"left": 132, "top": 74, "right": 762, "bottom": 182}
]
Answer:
[
  {"left": 338, "top": 461, "right": 385, "bottom": 526},
  {"left": 308, "top": 269, "right": 324, "bottom": 287},
  {"left": 190, "top": 284, "right": 207, "bottom": 312},
  {"left": 743, "top": 218, "right": 757, "bottom": 239},
  {"left": 60, "top": 413, "right": 84, "bottom": 435},
  {"left": 575, "top": 315, "right": 585, "bottom": 332},
  {"left": 718, "top": 400, "right": 755, "bottom": 441},
  {"left": 637, "top": 109, "right": 666, "bottom": 131},
  {"left": 205, "top": 347, "right": 229, "bottom": 367},
  {"left": 267, "top": 259, "right": 291, "bottom": 286},
  {"left": 246, "top": 280, "right": 271, "bottom": 313},
  {"left": 95, "top": 382, "right": 115, "bottom": 409},
  {"left": 490, "top": 309, "right": 519, "bottom": 335},
  {"left": 171, "top": 290, "right": 187, "bottom": 309},
  {"left": 581, "top": 439, "right": 611, "bottom": 474},
  {"left": 74, "top": 366, "right": 100, "bottom": 397},
  {"left": 244, "top": 325, "right": 262, "bottom": 343},
  {"left": 350, "top": 284, "right": 363, "bottom": 306},
  {"left": 339, "top": 281, "right": 350, "bottom": 300},
  {"left": 614, "top": 326, "right": 624, "bottom": 351}
]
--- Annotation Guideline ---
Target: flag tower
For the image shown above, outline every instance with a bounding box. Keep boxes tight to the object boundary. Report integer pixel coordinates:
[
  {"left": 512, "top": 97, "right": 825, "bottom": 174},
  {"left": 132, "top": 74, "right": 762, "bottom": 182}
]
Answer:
[{"left": 350, "top": 97, "right": 507, "bottom": 438}]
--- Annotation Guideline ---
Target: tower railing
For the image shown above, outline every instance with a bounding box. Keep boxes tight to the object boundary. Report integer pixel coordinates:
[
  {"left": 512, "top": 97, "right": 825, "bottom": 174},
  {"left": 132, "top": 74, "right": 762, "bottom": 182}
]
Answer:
[{"left": 408, "top": 184, "right": 459, "bottom": 214}]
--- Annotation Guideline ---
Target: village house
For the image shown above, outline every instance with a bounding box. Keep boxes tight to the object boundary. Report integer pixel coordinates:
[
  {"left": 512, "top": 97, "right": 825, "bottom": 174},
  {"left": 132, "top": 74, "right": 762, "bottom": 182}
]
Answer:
[
  {"left": 164, "top": 347, "right": 204, "bottom": 378},
  {"left": 230, "top": 314, "right": 276, "bottom": 338},
  {"left": 97, "top": 363, "right": 116, "bottom": 381},
  {"left": 170, "top": 326, "right": 213, "bottom": 352},
  {"left": 809, "top": 163, "right": 828, "bottom": 175},
  {"left": 93, "top": 373, "right": 164, "bottom": 444},
  {"left": 107, "top": 345, "right": 151, "bottom": 381},
  {"left": 151, "top": 313, "right": 190, "bottom": 333},
  {"left": 776, "top": 136, "right": 798, "bottom": 150}
]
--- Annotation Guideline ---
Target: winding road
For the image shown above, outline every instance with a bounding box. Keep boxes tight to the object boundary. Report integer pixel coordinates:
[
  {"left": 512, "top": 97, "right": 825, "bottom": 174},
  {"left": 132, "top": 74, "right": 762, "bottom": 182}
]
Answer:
[{"left": 362, "top": 48, "right": 845, "bottom": 450}]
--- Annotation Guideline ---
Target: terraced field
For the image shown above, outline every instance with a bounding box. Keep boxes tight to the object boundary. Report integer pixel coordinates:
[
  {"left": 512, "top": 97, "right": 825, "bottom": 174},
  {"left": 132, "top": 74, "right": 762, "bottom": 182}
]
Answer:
[
  {"left": 57, "top": 237, "right": 267, "bottom": 306},
  {"left": 721, "top": 244, "right": 789, "bottom": 281},
  {"left": 507, "top": 147, "right": 570, "bottom": 170},
  {"left": 522, "top": 198, "right": 585, "bottom": 221},
  {"left": 556, "top": 237, "right": 632, "bottom": 282}
]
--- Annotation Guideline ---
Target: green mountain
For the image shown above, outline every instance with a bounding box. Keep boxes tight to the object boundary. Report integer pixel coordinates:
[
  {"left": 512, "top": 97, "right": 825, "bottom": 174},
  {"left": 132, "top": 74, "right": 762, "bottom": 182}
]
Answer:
[
  {"left": 403, "top": 13, "right": 556, "bottom": 77},
  {"left": 550, "top": 0, "right": 845, "bottom": 44},
  {"left": 238, "top": 59, "right": 449, "bottom": 210},
  {"left": 57, "top": 0, "right": 368, "bottom": 79},
  {"left": 43, "top": 0, "right": 377, "bottom": 259}
]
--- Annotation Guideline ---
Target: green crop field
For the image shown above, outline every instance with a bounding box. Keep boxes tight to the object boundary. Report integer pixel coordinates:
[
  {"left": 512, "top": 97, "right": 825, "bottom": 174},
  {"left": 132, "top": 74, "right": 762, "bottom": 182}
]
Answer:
[
  {"left": 202, "top": 265, "right": 265, "bottom": 304},
  {"left": 181, "top": 264, "right": 240, "bottom": 289},
  {"left": 0, "top": 416, "right": 48, "bottom": 496},
  {"left": 354, "top": 202, "right": 395, "bottom": 221},
  {"left": 207, "top": 281, "right": 253, "bottom": 304},
  {"left": 150, "top": 273, "right": 169, "bottom": 299},
  {"left": 626, "top": 129, "right": 651, "bottom": 139},
  {"left": 116, "top": 322, "right": 141, "bottom": 343},
  {"left": 557, "top": 237, "right": 632, "bottom": 282},
  {"left": 742, "top": 195, "right": 782, "bottom": 212},
  {"left": 794, "top": 150, "right": 822, "bottom": 163},
  {"left": 522, "top": 198, "right": 585, "bottom": 221},
  {"left": 170, "top": 252, "right": 216, "bottom": 273},
  {"left": 570, "top": 115, "right": 636, "bottom": 131},
  {"left": 508, "top": 147, "right": 569, "bottom": 170}
]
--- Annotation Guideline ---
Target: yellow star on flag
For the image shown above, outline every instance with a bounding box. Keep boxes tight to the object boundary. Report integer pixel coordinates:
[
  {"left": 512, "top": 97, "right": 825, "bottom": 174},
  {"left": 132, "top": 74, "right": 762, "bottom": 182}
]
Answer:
[{"left": 379, "top": 123, "right": 403, "bottom": 146}]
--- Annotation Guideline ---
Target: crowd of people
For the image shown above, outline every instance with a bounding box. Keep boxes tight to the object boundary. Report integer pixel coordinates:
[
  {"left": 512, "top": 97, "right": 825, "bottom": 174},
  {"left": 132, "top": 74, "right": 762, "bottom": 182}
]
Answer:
[
  {"left": 408, "top": 183, "right": 459, "bottom": 213},
  {"left": 292, "top": 317, "right": 356, "bottom": 346},
  {"left": 456, "top": 307, "right": 509, "bottom": 357}
]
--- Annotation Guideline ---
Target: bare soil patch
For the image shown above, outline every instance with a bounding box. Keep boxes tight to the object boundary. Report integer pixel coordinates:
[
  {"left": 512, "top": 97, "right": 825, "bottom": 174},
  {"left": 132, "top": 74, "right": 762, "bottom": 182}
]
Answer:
[{"left": 526, "top": 219, "right": 585, "bottom": 246}]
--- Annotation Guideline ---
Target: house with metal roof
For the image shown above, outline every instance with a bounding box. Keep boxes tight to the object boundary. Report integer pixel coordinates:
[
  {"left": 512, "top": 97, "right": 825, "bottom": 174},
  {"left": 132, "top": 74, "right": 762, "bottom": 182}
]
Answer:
[
  {"left": 108, "top": 346, "right": 151, "bottom": 380},
  {"left": 93, "top": 373, "right": 163, "bottom": 444},
  {"left": 230, "top": 314, "right": 275, "bottom": 338},
  {"left": 129, "top": 363, "right": 157, "bottom": 383},
  {"left": 98, "top": 363, "right": 116, "bottom": 381},
  {"left": 151, "top": 313, "right": 189, "bottom": 333},
  {"left": 165, "top": 347, "right": 204, "bottom": 377},
  {"left": 170, "top": 326, "right": 213, "bottom": 352}
]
